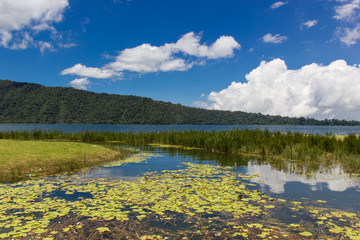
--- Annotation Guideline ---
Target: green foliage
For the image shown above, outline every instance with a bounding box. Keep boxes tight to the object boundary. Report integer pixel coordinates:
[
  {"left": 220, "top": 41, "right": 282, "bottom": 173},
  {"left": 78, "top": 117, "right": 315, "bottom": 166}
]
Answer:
[
  {"left": 1, "top": 129, "right": 360, "bottom": 173},
  {"left": 1, "top": 79, "right": 359, "bottom": 125}
]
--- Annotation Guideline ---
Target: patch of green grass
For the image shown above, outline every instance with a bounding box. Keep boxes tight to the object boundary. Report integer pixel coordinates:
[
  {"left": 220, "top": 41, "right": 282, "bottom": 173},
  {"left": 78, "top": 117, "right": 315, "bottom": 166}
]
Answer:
[{"left": 0, "top": 140, "right": 130, "bottom": 182}]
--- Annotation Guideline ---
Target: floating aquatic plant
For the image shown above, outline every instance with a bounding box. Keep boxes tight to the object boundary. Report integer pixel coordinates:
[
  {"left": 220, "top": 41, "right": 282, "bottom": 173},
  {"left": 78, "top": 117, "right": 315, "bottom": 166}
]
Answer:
[{"left": 0, "top": 152, "right": 359, "bottom": 239}]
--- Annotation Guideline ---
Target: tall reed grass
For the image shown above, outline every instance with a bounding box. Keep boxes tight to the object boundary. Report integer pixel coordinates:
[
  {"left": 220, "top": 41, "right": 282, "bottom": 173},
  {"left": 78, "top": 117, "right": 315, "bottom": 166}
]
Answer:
[{"left": 1, "top": 129, "right": 359, "bottom": 172}]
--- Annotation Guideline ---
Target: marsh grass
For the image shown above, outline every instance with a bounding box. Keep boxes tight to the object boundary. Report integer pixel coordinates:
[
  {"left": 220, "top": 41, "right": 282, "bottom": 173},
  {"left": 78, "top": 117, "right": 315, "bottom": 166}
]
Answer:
[
  {"left": 1, "top": 129, "right": 360, "bottom": 173},
  {"left": 0, "top": 139, "right": 131, "bottom": 182}
]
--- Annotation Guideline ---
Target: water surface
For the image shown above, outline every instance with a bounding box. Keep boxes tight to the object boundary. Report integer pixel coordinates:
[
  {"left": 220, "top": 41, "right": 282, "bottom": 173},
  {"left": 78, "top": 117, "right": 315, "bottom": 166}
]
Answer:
[
  {"left": 82, "top": 145, "right": 360, "bottom": 212},
  {"left": 1, "top": 123, "right": 360, "bottom": 135}
]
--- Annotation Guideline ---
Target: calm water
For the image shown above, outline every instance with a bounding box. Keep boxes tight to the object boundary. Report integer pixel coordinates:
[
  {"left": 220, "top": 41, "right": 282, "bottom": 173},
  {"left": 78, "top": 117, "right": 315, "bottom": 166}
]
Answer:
[
  {"left": 82, "top": 145, "right": 360, "bottom": 212},
  {"left": 1, "top": 123, "right": 360, "bottom": 135}
]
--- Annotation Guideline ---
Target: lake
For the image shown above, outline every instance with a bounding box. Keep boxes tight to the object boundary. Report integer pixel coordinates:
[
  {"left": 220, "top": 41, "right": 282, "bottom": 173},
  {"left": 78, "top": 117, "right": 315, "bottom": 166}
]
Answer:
[
  {"left": 1, "top": 124, "right": 360, "bottom": 239},
  {"left": 84, "top": 144, "right": 360, "bottom": 212},
  {"left": 1, "top": 123, "right": 360, "bottom": 135}
]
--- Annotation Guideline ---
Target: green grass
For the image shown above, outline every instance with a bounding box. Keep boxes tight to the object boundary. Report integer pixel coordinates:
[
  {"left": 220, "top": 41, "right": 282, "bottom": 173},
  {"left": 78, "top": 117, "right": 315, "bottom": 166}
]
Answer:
[
  {"left": 0, "top": 139, "right": 130, "bottom": 182},
  {"left": 1, "top": 129, "right": 360, "bottom": 174}
]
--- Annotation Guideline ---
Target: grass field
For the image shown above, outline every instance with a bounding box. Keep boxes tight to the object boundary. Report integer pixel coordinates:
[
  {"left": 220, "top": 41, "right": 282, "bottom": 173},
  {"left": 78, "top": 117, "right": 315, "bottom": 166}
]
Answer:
[{"left": 0, "top": 139, "right": 130, "bottom": 182}]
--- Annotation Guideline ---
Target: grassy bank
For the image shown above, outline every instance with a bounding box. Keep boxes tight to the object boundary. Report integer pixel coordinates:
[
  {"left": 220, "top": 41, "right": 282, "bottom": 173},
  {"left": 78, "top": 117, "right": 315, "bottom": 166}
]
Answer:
[
  {"left": 0, "top": 139, "right": 130, "bottom": 182},
  {"left": 1, "top": 129, "right": 360, "bottom": 173}
]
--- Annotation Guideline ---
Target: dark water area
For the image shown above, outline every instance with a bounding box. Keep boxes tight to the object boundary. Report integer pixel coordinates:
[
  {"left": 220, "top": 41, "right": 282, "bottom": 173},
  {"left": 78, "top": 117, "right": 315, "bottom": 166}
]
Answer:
[{"left": 1, "top": 123, "right": 360, "bottom": 135}]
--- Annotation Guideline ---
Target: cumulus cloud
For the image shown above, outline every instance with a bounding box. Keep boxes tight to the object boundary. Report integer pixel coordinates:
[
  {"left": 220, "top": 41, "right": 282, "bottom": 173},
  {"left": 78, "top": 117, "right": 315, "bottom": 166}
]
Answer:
[
  {"left": 61, "top": 64, "right": 122, "bottom": 79},
  {"left": 262, "top": 33, "right": 288, "bottom": 43},
  {"left": 0, "top": 0, "right": 71, "bottom": 51},
  {"left": 334, "top": 0, "right": 360, "bottom": 21},
  {"left": 107, "top": 32, "right": 240, "bottom": 73},
  {"left": 172, "top": 32, "right": 240, "bottom": 59},
  {"left": 301, "top": 20, "right": 318, "bottom": 29},
  {"left": 69, "top": 78, "right": 91, "bottom": 90},
  {"left": 204, "top": 58, "right": 360, "bottom": 121},
  {"left": 270, "top": 1, "right": 288, "bottom": 9},
  {"left": 62, "top": 32, "right": 240, "bottom": 78},
  {"left": 107, "top": 43, "right": 185, "bottom": 73}
]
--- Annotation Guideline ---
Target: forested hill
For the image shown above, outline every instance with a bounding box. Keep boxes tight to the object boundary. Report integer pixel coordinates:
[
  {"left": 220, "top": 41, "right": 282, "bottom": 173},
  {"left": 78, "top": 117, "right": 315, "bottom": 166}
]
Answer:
[{"left": 0, "top": 80, "right": 358, "bottom": 125}]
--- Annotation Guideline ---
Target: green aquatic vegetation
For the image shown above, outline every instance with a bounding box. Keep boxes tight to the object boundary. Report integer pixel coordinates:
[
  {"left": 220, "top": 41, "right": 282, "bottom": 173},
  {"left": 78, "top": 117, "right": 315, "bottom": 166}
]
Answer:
[
  {"left": 96, "top": 227, "right": 110, "bottom": 233},
  {"left": 0, "top": 153, "right": 359, "bottom": 239},
  {"left": 148, "top": 143, "right": 203, "bottom": 151},
  {"left": 304, "top": 207, "right": 360, "bottom": 239},
  {"left": 299, "top": 231, "right": 313, "bottom": 237},
  {"left": 2, "top": 129, "right": 360, "bottom": 174},
  {"left": 102, "top": 151, "right": 160, "bottom": 167}
]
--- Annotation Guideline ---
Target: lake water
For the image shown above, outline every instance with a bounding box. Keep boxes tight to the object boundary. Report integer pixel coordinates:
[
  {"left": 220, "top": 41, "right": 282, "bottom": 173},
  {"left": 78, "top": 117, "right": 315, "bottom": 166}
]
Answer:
[
  {"left": 1, "top": 123, "right": 360, "bottom": 135},
  {"left": 83, "top": 145, "right": 360, "bottom": 213}
]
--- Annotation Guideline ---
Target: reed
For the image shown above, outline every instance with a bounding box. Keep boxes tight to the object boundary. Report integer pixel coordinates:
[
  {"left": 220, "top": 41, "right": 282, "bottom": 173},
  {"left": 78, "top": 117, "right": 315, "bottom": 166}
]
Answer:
[{"left": 1, "top": 129, "right": 360, "bottom": 172}]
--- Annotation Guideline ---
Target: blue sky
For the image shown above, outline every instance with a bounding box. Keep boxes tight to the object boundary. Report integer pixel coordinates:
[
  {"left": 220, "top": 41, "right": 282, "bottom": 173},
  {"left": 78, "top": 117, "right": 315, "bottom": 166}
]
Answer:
[{"left": 1, "top": 0, "right": 360, "bottom": 120}]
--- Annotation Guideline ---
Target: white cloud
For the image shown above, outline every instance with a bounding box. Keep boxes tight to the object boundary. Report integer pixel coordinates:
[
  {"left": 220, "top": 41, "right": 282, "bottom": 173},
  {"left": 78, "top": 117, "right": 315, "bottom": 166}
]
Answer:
[
  {"left": 173, "top": 32, "right": 240, "bottom": 59},
  {"left": 262, "top": 33, "right": 288, "bottom": 43},
  {"left": 334, "top": 0, "right": 360, "bottom": 21},
  {"left": 58, "top": 43, "right": 77, "bottom": 49},
  {"left": 333, "top": 0, "right": 360, "bottom": 45},
  {"left": 270, "top": 1, "right": 288, "bottom": 9},
  {"left": 338, "top": 24, "right": 360, "bottom": 45},
  {"left": 8, "top": 32, "right": 34, "bottom": 49},
  {"left": 193, "top": 101, "right": 210, "bottom": 109},
  {"left": 61, "top": 64, "right": 122, "bottom": 79},
  {"left": 69, "top": 78, "right": 91, "bottom": 90},
  {"left": 108, "top": 43, "right": 179, "bottom": 73},
  {"left": 108, "top": 32, "right": 240, "bottom": 73},
  {"left": 0, "top": 0, "right": 70, "bottom": 50},
  {"left": 159, "top": 59, "right": 191, "bottom": 72},
  {"left": 39, "top": 41, "right": 52, "bottom": 54},
  {"left": 0, "top": 31, "right": 12, "bottom": 47},
  {"left": 204, "top": 58, "right": 360, "bottom": 121},
  {"left": 63, "top": 32, "right": 240, "bottom": 78},
  {"left": 301, "top": 20, "right": 318, "bottom": 29}
]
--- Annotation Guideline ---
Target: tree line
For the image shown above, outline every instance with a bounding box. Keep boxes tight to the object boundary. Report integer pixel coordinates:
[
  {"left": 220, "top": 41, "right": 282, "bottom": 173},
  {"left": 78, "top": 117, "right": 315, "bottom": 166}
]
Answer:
[{"left": 1, "top": 79, "right": 359, "bottom": 125}]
